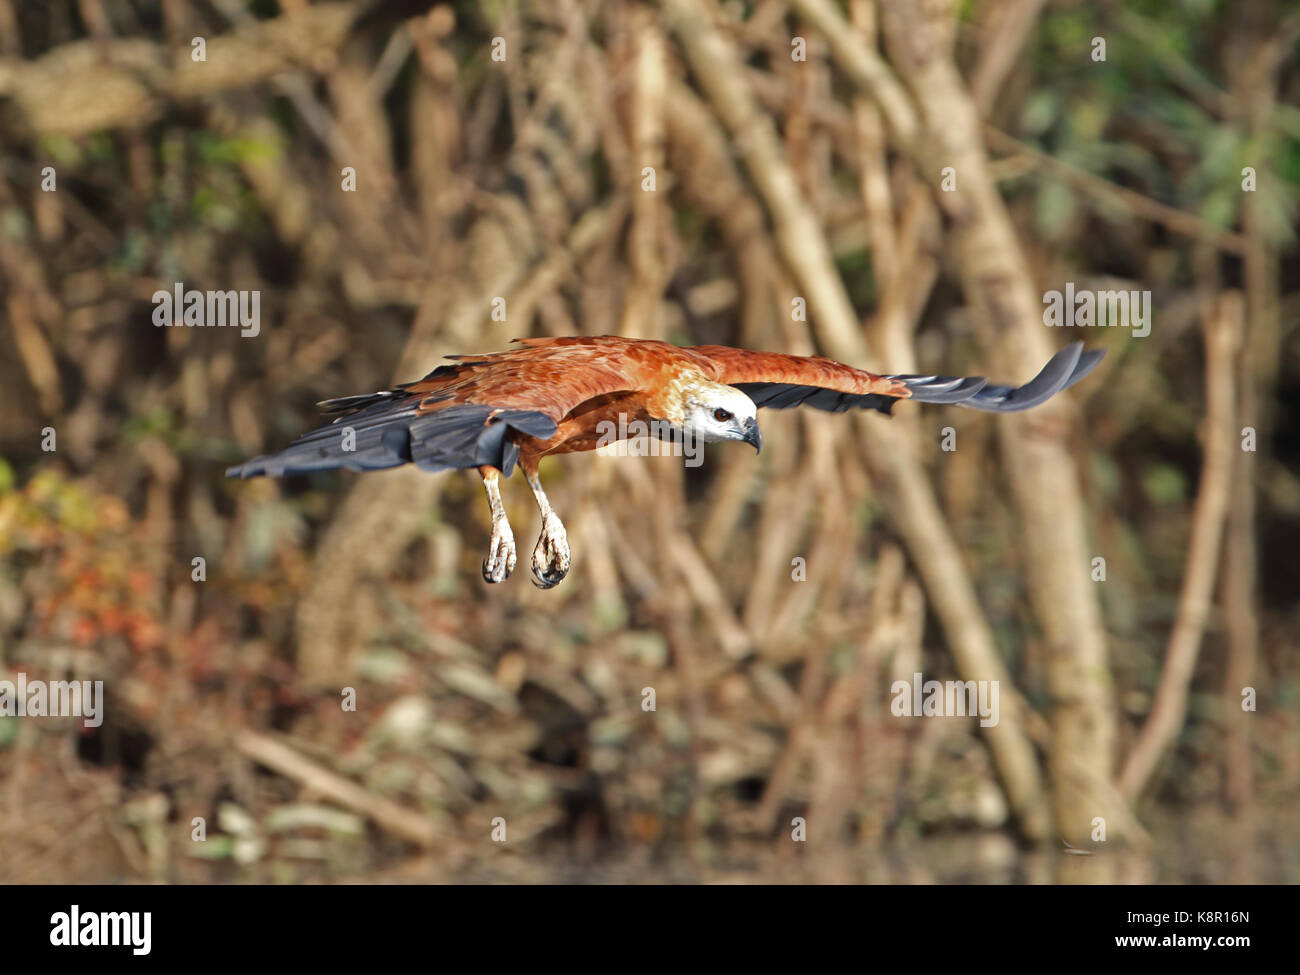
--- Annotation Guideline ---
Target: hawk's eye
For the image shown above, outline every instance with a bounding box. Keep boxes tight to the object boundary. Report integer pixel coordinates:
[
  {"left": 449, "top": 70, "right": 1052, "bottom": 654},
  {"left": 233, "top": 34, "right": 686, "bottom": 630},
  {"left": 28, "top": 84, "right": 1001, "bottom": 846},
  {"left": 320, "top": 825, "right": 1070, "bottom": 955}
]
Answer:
[{"left": 713, "top": 408, "right": 733, "bottom": 423}]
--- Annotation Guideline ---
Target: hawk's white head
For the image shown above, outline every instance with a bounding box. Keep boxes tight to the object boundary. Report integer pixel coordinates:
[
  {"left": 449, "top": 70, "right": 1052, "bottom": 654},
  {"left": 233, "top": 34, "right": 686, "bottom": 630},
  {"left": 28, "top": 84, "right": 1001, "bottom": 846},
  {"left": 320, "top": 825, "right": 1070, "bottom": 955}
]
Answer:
[{"left": 678, "top": 381, "right": 762, "bottom": 451}]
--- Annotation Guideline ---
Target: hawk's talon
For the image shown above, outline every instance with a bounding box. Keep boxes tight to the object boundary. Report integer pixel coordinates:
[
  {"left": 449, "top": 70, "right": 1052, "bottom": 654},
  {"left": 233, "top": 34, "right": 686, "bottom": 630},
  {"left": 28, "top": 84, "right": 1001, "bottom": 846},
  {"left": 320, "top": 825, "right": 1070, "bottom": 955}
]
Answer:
[
  {"left": 482, "top": 522, "right": 517, "bottom": 583},
  {"left": 530, "top": 515, "right": 570, "bottom": 589}
]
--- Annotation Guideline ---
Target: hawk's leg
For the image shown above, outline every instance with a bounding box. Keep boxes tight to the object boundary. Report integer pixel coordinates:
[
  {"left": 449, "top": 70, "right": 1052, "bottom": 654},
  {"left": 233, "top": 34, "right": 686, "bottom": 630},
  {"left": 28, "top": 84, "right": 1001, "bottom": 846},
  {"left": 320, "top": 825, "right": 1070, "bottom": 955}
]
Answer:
[
  {"left": 524, "top": 464, "right": 571, "bottom": 589},
  {"left": 479, "top": 466, "right": 516, "bottom": 583}
]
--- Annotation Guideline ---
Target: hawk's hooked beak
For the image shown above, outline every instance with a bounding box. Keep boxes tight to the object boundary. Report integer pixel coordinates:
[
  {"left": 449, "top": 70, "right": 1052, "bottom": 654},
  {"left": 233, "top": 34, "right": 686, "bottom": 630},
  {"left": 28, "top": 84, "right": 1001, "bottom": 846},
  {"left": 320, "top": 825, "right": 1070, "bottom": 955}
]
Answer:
[{"left": 741, "top": 416, "right": 762, "bottom": 454}]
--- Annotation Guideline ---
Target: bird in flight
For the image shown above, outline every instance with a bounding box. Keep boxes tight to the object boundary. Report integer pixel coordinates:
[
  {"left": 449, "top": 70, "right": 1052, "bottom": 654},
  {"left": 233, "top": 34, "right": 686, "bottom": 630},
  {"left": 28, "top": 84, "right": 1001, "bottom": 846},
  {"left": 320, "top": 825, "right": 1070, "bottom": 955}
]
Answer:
[{"left": 227, "top": 336, "right": 1102, "bottom": 589}]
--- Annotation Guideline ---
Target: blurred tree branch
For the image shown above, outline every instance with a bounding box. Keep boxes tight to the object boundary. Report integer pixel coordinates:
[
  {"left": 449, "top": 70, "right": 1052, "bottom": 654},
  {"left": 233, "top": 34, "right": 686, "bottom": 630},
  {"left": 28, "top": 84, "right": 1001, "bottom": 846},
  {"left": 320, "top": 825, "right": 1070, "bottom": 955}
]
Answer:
[
  {"left": 0, "top": 2, "right": 379, "bottom": 137},
  {"left": 1118, "top": 292, "right": 1241, "bottom": 798}
]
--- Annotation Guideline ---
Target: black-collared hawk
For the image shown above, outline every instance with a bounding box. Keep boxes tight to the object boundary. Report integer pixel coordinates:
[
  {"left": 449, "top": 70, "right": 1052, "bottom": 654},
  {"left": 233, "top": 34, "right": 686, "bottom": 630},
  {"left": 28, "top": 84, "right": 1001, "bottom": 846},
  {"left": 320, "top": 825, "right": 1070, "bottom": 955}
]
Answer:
[{"left": 227, "top": 336, "right": 1103, "bottom": 588}]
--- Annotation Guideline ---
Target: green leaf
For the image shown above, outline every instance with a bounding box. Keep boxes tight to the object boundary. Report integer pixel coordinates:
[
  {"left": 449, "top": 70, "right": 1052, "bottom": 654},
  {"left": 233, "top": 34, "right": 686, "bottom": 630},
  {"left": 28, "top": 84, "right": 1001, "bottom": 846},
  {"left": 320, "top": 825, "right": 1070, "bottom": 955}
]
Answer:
[{"left": 1141, "top": 463, "right": 1187, "bottom": 505}]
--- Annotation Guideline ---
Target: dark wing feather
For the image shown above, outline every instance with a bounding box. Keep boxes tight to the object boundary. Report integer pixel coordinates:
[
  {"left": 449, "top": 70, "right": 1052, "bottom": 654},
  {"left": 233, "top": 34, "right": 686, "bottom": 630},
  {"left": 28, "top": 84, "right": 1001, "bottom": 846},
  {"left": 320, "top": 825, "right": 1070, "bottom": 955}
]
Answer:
[
  {"left": 224, "top": 399, "right": 557, "bottom": 479},
  {"left": 697, "top": 342, "right": 1103, "bottom": 415},
  {"left": 226, "top": 339, "right": 641, "bottom": 480},
  {"left": 888, "top": 343, "right": 1104, "bottom": 413}
]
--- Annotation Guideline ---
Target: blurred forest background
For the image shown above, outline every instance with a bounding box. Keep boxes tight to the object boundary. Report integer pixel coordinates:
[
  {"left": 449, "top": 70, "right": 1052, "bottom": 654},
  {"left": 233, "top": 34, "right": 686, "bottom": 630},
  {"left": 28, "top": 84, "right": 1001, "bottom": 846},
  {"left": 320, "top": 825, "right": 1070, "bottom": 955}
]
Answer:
[{"left": 0, "top": 0, "right": 1297, "bottom": 884}]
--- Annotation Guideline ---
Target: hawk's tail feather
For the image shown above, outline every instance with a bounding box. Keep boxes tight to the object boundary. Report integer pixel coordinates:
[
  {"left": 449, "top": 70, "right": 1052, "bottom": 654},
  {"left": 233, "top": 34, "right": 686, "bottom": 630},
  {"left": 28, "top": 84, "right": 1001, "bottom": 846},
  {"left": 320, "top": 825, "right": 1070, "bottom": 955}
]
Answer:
[{"left": 316, "top": 390, "right": 400, "bottom": 415}]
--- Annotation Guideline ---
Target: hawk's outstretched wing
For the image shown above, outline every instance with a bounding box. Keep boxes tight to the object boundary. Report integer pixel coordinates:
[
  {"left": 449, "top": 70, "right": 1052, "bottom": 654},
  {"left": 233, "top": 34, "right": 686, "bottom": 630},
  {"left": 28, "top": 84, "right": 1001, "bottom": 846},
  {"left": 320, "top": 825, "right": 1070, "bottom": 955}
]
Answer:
[
  {"left": 226, "top": 339, "right": 645, "bottom": 479},
  {"left": 693, "top": 341, "right": 1104, "bottom": 415}
]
